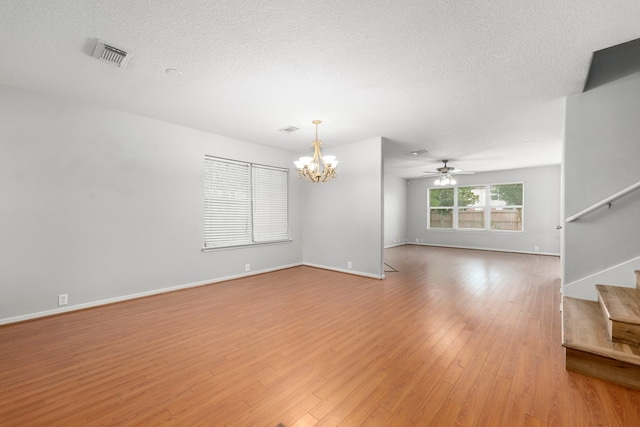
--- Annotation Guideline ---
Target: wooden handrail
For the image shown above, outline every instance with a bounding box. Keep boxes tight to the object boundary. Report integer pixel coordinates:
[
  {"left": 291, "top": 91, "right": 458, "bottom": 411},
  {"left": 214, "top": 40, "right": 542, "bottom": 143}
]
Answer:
[{"left": 565, "top": 181, "right": 640, "bottom": 223}]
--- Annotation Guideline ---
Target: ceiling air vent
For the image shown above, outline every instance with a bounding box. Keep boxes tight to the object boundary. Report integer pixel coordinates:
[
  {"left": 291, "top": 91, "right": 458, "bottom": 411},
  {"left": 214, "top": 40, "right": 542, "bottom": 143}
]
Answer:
[
  {"left": 278, "top": 126, "right": 299, "bottom": 134},
  {"left": 93, "top": 40, "right": 132, "bottom": 68}
]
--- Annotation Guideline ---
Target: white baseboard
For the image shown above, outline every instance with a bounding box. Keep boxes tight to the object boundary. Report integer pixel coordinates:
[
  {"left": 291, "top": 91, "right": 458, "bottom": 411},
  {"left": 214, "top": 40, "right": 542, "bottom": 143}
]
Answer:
[
  {"left": 0, "top": 263, "right": 303, "bottom": 326},
  {"left": 384, "top": 243, "right": 407, "bottom": 249},
  {"left": 406, "top": 242, "right": 560, "bottom": 257},
  {"left": 0, "top": 261, "right": 387, "bottom": 325},
  {"left": 302, "top": 262, "right": 385, "bottom": 280}
]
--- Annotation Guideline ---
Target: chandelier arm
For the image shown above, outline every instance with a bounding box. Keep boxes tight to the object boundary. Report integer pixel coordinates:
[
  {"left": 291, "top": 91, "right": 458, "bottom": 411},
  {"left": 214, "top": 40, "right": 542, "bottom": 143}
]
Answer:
[
  {"left": 324, "top": 168, "right": 337, "bottom": 182},
  {"left": 310, "top": 167, "right": 320, "bottom": 183},
  {"left": 303, "top": 168, "right": 317, "bottom": 183}
]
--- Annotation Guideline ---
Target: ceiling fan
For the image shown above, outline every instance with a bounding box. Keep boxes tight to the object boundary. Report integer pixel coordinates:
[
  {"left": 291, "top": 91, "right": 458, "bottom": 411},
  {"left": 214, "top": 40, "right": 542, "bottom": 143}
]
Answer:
[{"left": 421, "top": 160, "right": 475, "bottom": 185}]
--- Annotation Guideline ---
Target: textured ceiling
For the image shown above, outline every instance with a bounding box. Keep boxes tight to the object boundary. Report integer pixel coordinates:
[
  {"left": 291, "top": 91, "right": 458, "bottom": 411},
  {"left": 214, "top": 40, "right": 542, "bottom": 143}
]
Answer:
[{"left": 1, "top": 0, "right": 640, "bottom": 178}]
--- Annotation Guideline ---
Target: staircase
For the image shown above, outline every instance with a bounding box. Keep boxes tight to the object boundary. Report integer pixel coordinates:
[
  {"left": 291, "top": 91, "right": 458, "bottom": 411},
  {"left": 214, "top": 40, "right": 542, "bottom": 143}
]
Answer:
[{"left": 562, "top": 270, "right": 640, "bottom": 390}]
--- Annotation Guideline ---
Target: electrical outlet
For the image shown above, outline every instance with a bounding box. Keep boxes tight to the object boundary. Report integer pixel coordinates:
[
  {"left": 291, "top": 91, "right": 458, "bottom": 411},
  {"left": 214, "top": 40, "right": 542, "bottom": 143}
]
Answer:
[
  {"left": 58, "top": 294, "right": 68, "bottom": 306},
  {"left": 347, "top": 261, "right": 352, "bottom": 269},
  {"left": 534, "top": 245, "right": 540, "bottom": 252},
  {"left": 245, "top": 264, "right": 250, "bottom": 272}
]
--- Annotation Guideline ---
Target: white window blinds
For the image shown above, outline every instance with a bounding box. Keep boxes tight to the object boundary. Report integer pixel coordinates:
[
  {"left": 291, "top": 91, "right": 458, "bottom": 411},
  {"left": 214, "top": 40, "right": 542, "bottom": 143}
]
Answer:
[
  {"left": 204, "top": 156, "right": 289, "bottom": 249},
  {"left": 252, "top": 164, "right": 289, "bottom": 243},
  {"left": 204, "top": 157, "right": 252, "bottom": 248}
]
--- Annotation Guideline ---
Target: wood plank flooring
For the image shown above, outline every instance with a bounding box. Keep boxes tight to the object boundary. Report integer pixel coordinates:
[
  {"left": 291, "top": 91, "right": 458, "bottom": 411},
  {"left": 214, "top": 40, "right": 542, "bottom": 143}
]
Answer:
[{"left": 1, "top": 245, "right": 640, "bottom": 426}]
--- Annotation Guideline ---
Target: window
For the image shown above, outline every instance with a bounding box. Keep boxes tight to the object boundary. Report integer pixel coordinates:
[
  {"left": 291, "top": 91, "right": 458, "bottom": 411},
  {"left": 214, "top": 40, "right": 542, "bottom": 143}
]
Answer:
[
  {"left": 204, "top": 156, "right": 289, "bottom": 249},
  {"left": 458, "top": 186, "right": 486, "bottom": 229},
  {"left": 427, "top": 182, "right": 523, "bottom": 232},
  {"left": 490, "top": 183, "right": 523, "bottom": 231},
  {"left": 428, "top": 187, "right": 454, "bottom": 229}
]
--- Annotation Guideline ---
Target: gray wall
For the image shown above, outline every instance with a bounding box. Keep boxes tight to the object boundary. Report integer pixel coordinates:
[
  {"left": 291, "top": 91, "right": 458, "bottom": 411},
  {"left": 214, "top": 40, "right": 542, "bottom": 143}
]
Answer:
[
  {"left": 564, "top": 74, "right": 640, "bottom": 290},
  {"left": 406, "top": 165, "right": 561, "bottom": 255},
  {"left": 302, "top": 137, "right": 384, "bottom": 278},
  {"left": 383, "top": 174, "right": 407, "bottom": 248},
  {"left": 0, "top": 84, "right": 306, "bottom": 322},
  {"left": 1, "top": 84, "right": 387, "bottom": 323}
]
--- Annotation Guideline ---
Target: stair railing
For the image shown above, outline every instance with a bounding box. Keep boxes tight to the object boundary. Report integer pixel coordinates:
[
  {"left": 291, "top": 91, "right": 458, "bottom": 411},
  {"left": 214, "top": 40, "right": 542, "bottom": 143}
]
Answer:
[{"left": 566, "top": 181, "right": 640, "bottom": 223}]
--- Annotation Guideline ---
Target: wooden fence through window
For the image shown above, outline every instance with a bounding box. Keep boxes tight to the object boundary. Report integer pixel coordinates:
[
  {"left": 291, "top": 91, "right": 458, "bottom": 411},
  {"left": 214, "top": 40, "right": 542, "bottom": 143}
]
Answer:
[{"left": 429, "top": 210, "right": 522, "bottom": 230}]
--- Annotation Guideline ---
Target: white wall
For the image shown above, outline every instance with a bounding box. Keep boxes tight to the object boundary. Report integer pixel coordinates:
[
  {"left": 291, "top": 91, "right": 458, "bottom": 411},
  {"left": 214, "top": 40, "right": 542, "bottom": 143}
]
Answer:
[
  {"left": 406, "top": 165, "right": 561, "bottom": 255},
  {"left": 383, "top": 173, "right": 407, "bottom": 248},
  {"left": 302, "top": 137, "right": 384, "bottom": 278},
  {"left": 0, "top": 84, "right": 304, "bottom": 323},
  {"left": 563, "top": 74, "right": 640, "bottom": 295}
]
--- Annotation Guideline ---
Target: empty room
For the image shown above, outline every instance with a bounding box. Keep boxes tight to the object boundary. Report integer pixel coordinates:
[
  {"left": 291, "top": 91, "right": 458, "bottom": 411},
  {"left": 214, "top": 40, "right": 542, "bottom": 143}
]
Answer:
[{"left": 2, "top": 1, "right": 640, "bottom": 426}]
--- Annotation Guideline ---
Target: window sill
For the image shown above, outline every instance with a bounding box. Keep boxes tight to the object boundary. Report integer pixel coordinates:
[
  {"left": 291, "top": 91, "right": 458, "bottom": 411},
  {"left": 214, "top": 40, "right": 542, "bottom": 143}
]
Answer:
[
  {"left": 425, "top": 228, "right": 525, "bottom": 235},
  {"left": 202, "top": 239, "right": 293, "bottom": 252}
]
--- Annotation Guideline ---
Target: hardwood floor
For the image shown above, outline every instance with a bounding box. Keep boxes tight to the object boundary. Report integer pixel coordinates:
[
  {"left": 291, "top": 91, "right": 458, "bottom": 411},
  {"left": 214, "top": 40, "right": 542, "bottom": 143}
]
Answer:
[{"left": 1, "top": 245, "right": 639, "bottom": 426}]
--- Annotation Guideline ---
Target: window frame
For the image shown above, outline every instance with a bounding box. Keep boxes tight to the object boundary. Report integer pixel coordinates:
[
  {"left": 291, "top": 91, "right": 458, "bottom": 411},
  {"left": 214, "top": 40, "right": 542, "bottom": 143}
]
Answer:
[
  {"left": 427, "top": 187, "right": 455, "bottom": 230},
  {"left": 203, "top": 155, "right": 291, "bottom": 251},
  {"left": 489, "top": 183, "right": 524, "bottom": 231},
  {"left": 457, "top": 185, "right": 488, "bottom": 230},
  {"left": 427, "top": 181, "right": 524, "bottom": 232}
]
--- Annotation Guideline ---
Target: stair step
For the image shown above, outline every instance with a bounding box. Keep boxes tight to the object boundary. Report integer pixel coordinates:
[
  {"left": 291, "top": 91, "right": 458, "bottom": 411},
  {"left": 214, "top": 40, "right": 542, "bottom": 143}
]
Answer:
[
  {"left": 596, "top": 284, "right": 640, "bottom": 345},
  {"left": 562, "top": 296, "right": 640, "bottom": 390}
]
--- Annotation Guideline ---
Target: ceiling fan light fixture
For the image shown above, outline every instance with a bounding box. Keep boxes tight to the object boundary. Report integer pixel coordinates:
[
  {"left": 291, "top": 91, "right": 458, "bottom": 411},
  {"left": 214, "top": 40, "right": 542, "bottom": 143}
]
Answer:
[
  {"left": 434, "top": 172, "right": 456, "bottom": 186},
  {"left": 439, "top": 174, "right": 448, "bottom": 186},
  {"left": 423, "top": 160, "right": 475, "bottom": 183}
]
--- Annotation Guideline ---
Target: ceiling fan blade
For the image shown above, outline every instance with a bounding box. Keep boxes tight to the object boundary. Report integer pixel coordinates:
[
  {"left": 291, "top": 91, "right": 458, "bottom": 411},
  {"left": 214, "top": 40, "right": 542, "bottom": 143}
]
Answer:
[
  {"left": 420, "top": 172, "right": 440, "bottom": 177},
  {"left": 450, "top": 170, "right": 475, "bottom": 175}
]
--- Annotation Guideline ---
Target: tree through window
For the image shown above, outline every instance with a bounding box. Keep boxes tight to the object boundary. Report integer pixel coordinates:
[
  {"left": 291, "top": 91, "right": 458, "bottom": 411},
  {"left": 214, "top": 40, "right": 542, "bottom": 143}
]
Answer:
[
  {"left": 429, "top": 187, "right": 454, "bottom": 229},
  {"left": 427, "top": 183, "right": 523, "bottom": 231}
]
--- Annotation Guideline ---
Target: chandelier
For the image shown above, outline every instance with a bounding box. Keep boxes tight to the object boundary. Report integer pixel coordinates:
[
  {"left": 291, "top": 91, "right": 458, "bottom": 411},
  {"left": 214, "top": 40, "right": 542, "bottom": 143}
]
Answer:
[{"left": 294, "top": 120, "right": 339, "bottom": 183}]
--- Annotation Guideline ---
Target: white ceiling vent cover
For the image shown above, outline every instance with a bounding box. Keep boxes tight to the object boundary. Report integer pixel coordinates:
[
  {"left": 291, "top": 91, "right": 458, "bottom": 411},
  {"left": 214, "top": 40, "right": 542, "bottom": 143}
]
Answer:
[
  {"left": 278, "top": 126, "right": 299, "bottom": 134},
  {"left": 93, "top": 40, "right": 132, "bottom": 68}
]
